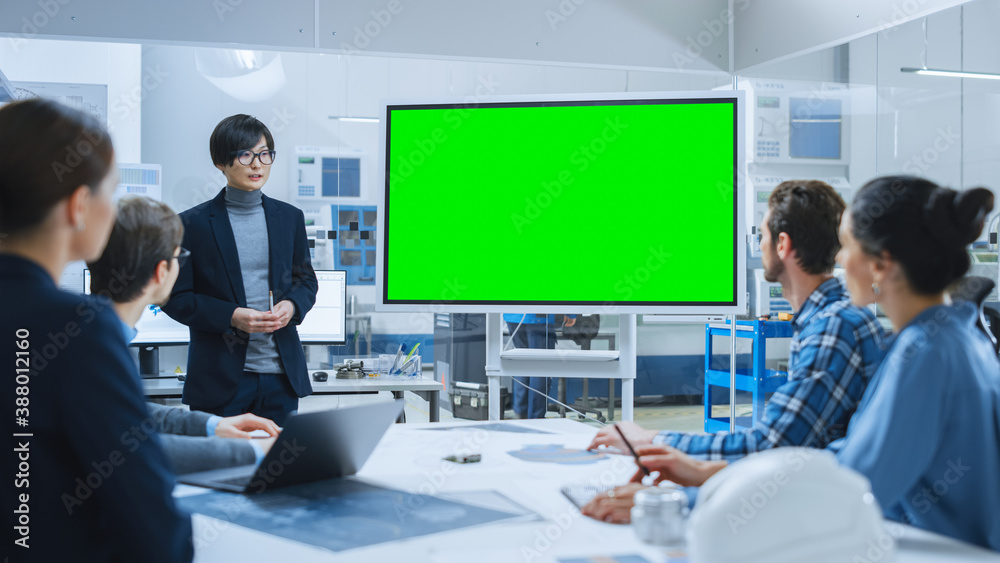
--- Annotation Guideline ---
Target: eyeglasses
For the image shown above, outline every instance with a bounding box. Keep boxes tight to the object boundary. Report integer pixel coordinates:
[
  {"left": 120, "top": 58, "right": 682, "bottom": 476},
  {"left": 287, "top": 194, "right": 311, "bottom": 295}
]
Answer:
[
  {"left": 173, "top": 247, "right": 191, "bottom": 268},
  {"left": 231, "top": 149, "right": 276, "bottom": 166}
]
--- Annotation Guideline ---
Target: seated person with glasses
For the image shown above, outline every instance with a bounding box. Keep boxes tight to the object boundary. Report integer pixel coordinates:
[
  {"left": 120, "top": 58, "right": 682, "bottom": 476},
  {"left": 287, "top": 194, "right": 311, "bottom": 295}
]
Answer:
[
  {"left": 88, "top": 196, "right": 282, "bottom": 475},
  {"left": 163, "top": 114, "right": 318, "bottom": 426}
]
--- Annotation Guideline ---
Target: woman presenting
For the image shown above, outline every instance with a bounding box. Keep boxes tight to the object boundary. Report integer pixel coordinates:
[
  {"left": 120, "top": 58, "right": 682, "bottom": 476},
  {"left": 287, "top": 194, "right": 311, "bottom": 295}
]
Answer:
[{"left": 164, "top": 114, "right": 317, "bottom": 426}]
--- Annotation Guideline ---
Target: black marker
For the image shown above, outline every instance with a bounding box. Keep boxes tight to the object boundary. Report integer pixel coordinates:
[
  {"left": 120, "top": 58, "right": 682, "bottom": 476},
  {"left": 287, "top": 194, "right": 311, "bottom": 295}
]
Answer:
[{"left": 615, "top": 425, "right": 651, "bottom": 477}]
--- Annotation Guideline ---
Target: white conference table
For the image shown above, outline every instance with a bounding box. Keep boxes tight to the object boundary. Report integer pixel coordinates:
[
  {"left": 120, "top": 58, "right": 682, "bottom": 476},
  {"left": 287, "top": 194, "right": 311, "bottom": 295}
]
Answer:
[
  {"left": 177, "top": 418, "right": 1000, "bottom": 563},
  {"left": 144, "top": 374, "right": 443, "bottom": 422}
]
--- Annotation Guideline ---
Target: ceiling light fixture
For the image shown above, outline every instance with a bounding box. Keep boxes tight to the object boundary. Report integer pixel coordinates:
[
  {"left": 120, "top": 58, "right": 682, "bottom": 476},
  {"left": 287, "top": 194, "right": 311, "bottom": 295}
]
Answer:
[
  {"left": 328, "top": 116, "right": 380, "bottom": 123},
  {"left": 901, "top": 67, "right": 1000, "bottom": 81}
]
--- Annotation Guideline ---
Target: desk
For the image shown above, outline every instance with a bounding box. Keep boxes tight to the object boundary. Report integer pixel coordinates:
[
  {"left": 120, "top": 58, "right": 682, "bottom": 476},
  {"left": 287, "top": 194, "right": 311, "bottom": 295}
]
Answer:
[
  {"left": 310, "top": 376, "right": 442, "bottom": 423},
  {"left": 487, "top": 314, "right": 638, "bottom": 422},
  {"left": 553, "top": 332, "right": 617, "bottom": 421},
  {"left": 179, "top": 418, "right": 1000, "bottom": 562},
  {"left": 143, "top": 375, "right": 443, "bottom": 423}
]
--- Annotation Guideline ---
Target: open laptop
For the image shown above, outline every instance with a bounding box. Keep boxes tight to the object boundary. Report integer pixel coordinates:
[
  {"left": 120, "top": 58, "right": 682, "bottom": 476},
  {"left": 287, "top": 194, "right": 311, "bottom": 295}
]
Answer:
[{"left": 179, "top": 400, "right": 404, "bottom": 494}]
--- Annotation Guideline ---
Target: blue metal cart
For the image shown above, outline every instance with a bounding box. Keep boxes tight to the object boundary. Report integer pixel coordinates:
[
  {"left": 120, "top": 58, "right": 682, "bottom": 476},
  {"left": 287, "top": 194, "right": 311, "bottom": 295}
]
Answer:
[{"left": 704, "top": 319, "right": 793, "bottom": 432}]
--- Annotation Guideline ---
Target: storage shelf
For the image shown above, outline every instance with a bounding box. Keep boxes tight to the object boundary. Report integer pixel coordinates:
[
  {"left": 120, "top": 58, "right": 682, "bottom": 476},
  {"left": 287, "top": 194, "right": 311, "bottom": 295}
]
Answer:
[{"left": 704, "top": 320, "right": 793, "bottom": 432}]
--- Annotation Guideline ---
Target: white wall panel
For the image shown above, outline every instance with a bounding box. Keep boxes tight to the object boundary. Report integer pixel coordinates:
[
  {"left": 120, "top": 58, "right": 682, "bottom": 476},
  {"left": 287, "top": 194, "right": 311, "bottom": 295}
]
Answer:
[
  {"left": 735, "top": 0, "right": 971, "bottom": 71},
  {"left": 0, "top": 0, "right": 316, "bottom": 50},
  {"left": 318, "top": 0, "right": 730, "bottom": 71}
]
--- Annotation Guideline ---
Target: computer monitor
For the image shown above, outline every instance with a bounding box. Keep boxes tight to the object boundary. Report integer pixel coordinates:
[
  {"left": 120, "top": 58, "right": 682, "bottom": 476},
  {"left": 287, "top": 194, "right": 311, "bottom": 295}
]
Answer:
[
  {"left": 297, "top": 270, "right": 347, "bottom": 345},
  {"left": 85, "top": 269, "right": 347, "bottom": 346},
  {"left": 83, "top": 268, "right": 190, "bottom": 345},
  {"left": 377, "top": 90, "right": 747, "bottom": 314}
]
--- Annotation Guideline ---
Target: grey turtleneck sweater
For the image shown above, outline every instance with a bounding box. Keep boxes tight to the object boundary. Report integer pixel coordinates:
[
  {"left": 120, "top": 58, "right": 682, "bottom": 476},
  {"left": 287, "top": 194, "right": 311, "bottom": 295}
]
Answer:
[{"left": 225, "top": 186, "right": 284, "bottom": 374}]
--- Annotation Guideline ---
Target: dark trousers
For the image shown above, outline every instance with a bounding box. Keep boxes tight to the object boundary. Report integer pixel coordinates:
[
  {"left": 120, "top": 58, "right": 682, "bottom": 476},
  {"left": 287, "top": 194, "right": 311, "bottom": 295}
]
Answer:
[
  {"left": 191, "top": 371, "right": 299, "bottom": 426},
  {"left": 507, "top": 322, "right": 557, "bottom": 419}
]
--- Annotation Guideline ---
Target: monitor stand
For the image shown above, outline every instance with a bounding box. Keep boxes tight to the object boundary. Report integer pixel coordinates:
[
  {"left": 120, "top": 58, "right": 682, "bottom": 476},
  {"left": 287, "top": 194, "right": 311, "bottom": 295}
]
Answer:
[{"left": 138, "top": 345, "right": 159, "bottom": 378}]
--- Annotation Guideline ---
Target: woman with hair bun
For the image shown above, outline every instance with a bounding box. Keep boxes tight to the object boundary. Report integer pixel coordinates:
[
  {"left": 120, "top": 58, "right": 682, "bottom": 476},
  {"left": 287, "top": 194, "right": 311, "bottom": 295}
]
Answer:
[
  {"left": 834, "top": 175, "right": 1000, "bottom": 550},
  {"left": 0, "top": 99, "right": 192, "bottom": 562}
]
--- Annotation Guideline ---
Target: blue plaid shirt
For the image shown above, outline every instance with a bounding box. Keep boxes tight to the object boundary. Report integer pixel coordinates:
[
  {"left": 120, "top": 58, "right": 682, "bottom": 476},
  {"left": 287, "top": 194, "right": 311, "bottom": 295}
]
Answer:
[{"left": 654, "top": 277, "right": 886, "bottom": 461}]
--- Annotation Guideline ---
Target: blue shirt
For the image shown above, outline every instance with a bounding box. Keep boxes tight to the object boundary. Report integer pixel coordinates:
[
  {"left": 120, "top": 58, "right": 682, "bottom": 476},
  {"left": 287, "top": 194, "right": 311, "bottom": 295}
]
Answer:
[
  {"left": 655, "top": 277, "right": 886, "bottom": 460},
  {"left": 836, "top": 303, "right": 1000, "bottom": 551}
]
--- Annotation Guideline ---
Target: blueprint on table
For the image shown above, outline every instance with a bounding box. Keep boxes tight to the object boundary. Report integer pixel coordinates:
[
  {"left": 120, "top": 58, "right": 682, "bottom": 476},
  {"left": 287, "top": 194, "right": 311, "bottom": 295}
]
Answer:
[{"left": 178, "top": 479, "right": 531, "bottom": 552}]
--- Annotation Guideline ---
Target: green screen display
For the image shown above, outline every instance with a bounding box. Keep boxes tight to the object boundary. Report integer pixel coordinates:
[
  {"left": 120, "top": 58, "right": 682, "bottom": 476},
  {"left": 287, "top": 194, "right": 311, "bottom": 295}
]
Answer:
[{"left": 383, "top": 97, "right": 738, "bottom": 308}]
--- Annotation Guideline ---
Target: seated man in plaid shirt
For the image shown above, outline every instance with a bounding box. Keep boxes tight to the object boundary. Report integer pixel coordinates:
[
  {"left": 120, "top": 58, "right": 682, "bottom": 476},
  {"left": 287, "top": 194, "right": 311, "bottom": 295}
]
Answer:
[{"left": 589, "top": 180, "right": 886, "bottom": 462}]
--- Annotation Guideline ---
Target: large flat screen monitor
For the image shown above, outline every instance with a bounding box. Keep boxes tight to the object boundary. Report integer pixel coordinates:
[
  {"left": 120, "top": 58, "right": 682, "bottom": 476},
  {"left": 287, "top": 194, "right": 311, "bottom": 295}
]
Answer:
[
  {"left": 377, "top": 91, "right": 746, "bottom": 314},
  {"left": 297, "top": 270, "right": 347, "bottom": 345}
]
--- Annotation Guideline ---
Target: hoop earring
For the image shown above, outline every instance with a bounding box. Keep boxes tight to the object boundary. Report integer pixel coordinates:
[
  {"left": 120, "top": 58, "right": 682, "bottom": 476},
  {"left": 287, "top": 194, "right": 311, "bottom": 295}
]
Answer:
[{"left": 871, "top": 281, "right": 880, "bottom": 296}]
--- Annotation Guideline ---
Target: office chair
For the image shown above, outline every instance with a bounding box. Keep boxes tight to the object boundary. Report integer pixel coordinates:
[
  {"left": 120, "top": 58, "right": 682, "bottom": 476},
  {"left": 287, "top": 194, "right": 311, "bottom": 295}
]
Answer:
[
  {"left": 949, "top": 276, "right": 1000, "bottom": 354},
  {"left": 552, "top": 315, "right": 609, "bottom": 423}
]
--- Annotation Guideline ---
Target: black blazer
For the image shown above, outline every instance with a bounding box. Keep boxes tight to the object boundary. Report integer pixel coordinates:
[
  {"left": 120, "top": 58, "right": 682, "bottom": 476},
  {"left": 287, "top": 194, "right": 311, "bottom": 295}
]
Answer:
[
  {"left": 163, "top": 188, "right": 318, "bottom": 409},
  {"left": 1, "top": 255, "right": 192, "bottom": 562}
]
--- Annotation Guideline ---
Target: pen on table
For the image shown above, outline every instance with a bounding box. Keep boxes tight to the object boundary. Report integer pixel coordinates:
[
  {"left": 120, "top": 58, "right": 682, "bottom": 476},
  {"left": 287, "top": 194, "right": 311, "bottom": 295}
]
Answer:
[
  {"left": 269, "top": 291, "right": 274, "bottom": 314},
  {"left": 614, "top": 425, "right": 651, "bottom": 477},
  {"left": 402, "top": 343, "right": 420, "bottom": 363},
  {"left": 394, "top": 343, "right": 421, "bottom": 375},
  {"left": 390, "top": 343, "right": 405, "bottom": 374}
]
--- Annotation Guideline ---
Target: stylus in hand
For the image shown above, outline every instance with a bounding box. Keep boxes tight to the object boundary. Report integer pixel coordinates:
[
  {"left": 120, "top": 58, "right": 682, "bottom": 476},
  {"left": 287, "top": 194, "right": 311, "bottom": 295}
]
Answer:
[{"left": 615, "top": 424, "right": 651, "bottom": 477}]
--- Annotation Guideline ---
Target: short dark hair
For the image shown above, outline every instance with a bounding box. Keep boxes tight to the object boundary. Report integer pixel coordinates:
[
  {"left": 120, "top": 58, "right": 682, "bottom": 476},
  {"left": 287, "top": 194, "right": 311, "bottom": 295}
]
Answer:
[
  {"left": 850, "top": 175, "right": 994, "bottom": 295},
  {"left": 0, "top": 98, "right": 114, "bottom": 237},
  {"left": 767, "top": 180, "right": 846, "bottom": 274},
  {"left": 87, "top": 197, "right": 184, "bottom": 304},
  {"left": 209, "top": 114, "right": 274, "bottom": 167}
]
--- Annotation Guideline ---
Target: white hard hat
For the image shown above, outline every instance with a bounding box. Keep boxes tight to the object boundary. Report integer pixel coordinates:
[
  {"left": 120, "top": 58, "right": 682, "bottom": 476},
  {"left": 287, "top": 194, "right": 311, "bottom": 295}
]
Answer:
[{"left": 687, "top": 447, "right": 894, "bottom": 563}]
